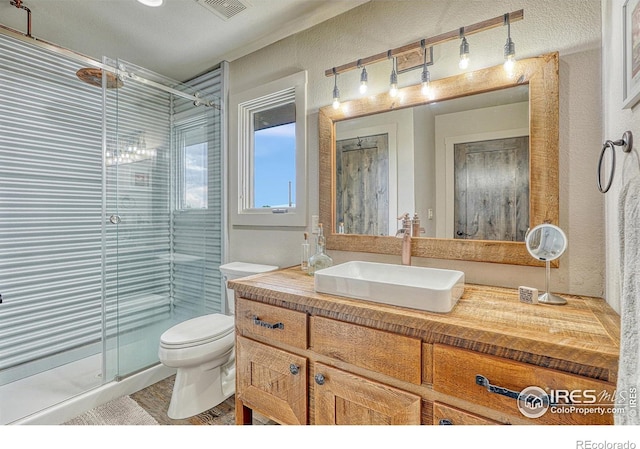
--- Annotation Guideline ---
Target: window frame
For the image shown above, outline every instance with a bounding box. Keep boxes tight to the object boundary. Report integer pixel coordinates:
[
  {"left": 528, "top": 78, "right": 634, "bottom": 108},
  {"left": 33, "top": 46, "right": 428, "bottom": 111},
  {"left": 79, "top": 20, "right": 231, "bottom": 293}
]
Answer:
[{"left": 230, "top": 71, "right": 307, "bottom": 226}]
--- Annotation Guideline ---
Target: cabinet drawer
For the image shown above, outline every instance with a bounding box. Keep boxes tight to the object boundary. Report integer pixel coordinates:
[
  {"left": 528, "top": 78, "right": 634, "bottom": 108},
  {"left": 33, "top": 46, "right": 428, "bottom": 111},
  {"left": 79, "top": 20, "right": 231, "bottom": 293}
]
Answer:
[
  {"left": 433, "top": 344, "right": 616, "bottom": 425},
  {"left": 310, "top": 316, "right": 421, "bottom": 385},
  {"left": 433, "top": 402, "right": 500, "bottom": 425},
  {"left": 236, "top": 297, "right": 308, "bottom": 349},
  {"left": 236, "top": 336, "right": 307, "bottom": 425}
]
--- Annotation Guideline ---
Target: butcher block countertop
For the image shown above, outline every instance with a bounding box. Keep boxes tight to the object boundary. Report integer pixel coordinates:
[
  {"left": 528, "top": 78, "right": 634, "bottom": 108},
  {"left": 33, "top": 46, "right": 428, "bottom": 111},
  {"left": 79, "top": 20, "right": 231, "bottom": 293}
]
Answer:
[{"left": 228, "top": 266, "right": 620, "bottom": 383}]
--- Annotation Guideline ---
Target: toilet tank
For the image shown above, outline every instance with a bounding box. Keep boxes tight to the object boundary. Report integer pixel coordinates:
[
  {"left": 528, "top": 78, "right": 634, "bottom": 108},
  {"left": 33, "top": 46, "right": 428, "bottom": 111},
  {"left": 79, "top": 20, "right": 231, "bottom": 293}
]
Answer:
[{"left": 219, "top": 262, "right": 278, "bottom": 314}]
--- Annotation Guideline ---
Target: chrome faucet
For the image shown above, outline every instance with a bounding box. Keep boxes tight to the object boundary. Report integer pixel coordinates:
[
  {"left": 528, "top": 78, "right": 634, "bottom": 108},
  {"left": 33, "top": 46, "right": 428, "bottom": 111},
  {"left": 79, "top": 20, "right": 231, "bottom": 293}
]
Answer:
[{"left": 397, "top": 213, "right": 412, "bottom": 265}]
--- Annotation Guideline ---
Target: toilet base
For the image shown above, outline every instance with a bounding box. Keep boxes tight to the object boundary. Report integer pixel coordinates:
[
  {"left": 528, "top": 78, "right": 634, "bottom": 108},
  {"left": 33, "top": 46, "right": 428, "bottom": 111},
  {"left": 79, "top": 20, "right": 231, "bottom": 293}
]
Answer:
[{"left": 167, "top": 358, "right": 235, "bottom": 420}]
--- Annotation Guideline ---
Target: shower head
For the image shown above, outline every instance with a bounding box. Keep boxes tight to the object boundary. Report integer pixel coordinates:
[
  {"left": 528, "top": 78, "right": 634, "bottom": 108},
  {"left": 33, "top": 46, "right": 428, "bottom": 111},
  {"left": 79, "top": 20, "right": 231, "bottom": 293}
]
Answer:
[{"left": 76, "top": 68, "right": 123, "bottom": 89}]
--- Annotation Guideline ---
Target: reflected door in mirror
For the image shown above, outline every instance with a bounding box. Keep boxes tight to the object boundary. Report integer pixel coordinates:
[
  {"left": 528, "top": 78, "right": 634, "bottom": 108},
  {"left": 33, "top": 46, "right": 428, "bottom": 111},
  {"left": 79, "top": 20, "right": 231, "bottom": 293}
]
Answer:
[
  {"left": 454, "top": 136, "right": 529, "bottom": 241},
  {"left": 336, "top": 134, "right": 389, "bottom": 235}
]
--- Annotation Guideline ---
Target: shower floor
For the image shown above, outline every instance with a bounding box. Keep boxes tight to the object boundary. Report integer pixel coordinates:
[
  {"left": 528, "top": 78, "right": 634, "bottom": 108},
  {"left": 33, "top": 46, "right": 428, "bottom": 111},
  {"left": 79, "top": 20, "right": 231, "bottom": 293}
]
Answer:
[{"left": 0, "top": 354, "right": 102, "bottom": 425}]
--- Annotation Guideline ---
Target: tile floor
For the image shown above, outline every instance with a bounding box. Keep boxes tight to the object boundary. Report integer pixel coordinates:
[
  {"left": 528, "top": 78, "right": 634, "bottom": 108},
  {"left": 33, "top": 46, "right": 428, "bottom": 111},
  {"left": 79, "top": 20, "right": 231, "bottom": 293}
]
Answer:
[{"left": 130, "top": 375, "right": 273, "bottom": 425}]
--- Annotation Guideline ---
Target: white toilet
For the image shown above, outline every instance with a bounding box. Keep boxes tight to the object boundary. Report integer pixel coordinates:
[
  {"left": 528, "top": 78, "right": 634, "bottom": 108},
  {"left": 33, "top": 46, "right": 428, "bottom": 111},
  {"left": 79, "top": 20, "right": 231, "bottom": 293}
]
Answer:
[{"left": 158, "top": 261, "right": 278, "bottom": 419}]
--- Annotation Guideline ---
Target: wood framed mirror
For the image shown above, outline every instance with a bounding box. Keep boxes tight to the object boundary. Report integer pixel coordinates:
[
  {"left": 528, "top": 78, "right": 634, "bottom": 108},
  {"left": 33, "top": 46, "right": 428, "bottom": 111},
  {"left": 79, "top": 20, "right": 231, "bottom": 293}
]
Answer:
[{"left": 319, "top": 52, "right": 559, "bottom": 266}]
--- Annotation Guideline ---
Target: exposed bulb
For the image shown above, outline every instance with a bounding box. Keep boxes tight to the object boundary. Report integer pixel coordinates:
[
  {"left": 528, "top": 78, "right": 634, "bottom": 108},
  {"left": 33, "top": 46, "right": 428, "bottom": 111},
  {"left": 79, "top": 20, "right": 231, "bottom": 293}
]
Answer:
[
  {"left": 421, "top": 67, "right": 432, "bottom": 98},
  {"left": 504, "top": 35, "right": 516, "bottom": 75},
  {"left": 359, "top": 66, "right": 368, "bottom": 95},
  {"left": 389, "top": 67, "right": 398, "bottom": 97},
  {"left": 504, "top": 56, "right": 515, "bottom": 75},
  {"left": 459, "top": 35, "right": 470, "bottom": 70},
  {"left": 332, "top": 97, "right": 340, "bottom": 109},
  {"left": 459, "top": 54, "right": 469, "bottom": 70},
  {"left": 332, "top": 81, "right": 340, "bottom": 109},
  {"left": 421, "top": 81, "right": 431, "bottom": 97}
]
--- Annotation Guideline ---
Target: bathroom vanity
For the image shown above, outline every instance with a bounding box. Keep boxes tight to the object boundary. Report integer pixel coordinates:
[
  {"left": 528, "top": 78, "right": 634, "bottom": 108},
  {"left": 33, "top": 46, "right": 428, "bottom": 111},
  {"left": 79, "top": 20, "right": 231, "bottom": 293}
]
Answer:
[{"left": 229, "top": 267, "right": 619, "bottom": 425}]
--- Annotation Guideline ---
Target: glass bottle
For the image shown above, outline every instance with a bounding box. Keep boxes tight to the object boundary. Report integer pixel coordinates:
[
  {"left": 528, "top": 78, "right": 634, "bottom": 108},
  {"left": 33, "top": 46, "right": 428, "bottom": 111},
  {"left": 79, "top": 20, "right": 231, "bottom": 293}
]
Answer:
[
  {"left": 308, "top": 223, "right": 333, "bottom": 276},
  {"left": 301, "top": 232, "right": 310, "bottom": 272}
]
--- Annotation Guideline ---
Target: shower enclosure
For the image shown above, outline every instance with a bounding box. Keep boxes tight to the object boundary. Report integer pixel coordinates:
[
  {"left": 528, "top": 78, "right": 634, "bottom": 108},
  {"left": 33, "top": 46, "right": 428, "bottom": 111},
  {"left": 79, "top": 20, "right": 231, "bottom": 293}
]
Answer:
[{"left": 0, "top": 30, "right": 224, "bottom": 424}]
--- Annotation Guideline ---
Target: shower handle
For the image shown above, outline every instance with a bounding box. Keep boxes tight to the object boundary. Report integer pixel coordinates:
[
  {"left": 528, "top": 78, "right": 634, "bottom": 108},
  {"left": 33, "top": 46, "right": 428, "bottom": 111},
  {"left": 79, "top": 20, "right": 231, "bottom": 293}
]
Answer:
[{"left": 109, "top": 214, "right": 121, "bottom": 224}]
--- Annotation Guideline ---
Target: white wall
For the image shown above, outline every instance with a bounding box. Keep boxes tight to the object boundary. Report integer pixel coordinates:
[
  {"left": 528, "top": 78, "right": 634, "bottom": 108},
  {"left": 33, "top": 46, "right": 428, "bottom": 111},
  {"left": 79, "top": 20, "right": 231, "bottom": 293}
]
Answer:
[
  {"left": 228, "top": 0, "right": 604, "bottom": 297},
  {"left": 602, "top": 0, "right": 640, "bottom": 313}
]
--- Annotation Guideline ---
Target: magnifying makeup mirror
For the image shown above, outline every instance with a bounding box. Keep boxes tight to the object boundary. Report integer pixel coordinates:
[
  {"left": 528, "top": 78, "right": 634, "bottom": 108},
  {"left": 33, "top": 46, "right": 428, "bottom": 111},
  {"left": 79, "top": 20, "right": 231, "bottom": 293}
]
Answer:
[{"left": 525, "top": 223, "right": 567, "bottom": 305}]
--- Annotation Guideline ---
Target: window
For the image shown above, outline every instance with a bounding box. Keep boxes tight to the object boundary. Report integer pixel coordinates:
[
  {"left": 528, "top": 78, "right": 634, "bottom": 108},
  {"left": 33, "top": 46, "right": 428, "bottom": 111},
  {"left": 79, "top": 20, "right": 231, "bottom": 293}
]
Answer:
[
  {"left": 230, "top": 71, "right": 307, "bottom": 226},
  {"left": 176, "top": 120, "right": 208, "bottom": 210}
]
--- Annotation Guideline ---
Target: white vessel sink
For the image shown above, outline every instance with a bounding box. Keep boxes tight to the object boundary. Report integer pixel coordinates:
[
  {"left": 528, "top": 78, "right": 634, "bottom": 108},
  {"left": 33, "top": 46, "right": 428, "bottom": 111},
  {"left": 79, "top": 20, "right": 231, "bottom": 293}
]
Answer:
[{"left": 314, "top": 261, "right": 464, "bottom": 313}]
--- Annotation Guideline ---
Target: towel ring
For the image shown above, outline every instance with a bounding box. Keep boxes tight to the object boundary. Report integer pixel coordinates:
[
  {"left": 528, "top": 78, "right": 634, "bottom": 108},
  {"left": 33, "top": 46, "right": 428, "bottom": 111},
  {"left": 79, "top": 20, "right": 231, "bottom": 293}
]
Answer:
[{"left": 597, "top": 131, "right": 633, "bottom": 193}]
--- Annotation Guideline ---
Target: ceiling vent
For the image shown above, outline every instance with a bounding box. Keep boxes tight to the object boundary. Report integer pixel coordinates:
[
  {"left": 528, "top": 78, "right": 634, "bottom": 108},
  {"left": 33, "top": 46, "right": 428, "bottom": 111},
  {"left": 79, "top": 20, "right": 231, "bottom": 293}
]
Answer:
[{"left": 196, "top": 0, "right": 249, "bottom": 20}]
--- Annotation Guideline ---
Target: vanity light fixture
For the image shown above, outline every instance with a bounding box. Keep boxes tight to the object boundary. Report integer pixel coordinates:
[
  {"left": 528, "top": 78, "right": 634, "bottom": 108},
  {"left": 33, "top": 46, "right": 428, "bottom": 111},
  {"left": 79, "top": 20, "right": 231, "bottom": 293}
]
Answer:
[
  {"left": 323, "top": 10, "right": 524, "bottom": 104},
  {"left": 503, "top": 13, "right": 516, "bottom": 74},
  {"left": 459, "top": 28, "right": 470, "bottom": 70},
  {"left": 136, "top": 0, "right": 163, "bottom": 6},
  {"left": 358, "top": 61, "right": 368, "bottom": 95},
  {"left": 420, "top": 41, "right": 433, "bottom": 98},
  {"left": 389, "top": 52, "right": 398, "bottom": 97},
  {"left": 332, "top": 68, "right": 340, "bottom": 109}
]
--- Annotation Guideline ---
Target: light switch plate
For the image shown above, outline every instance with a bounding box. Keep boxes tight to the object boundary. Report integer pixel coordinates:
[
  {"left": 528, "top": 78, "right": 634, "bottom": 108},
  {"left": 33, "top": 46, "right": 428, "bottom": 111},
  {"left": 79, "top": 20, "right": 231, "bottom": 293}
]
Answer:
[{"left": 312, "top": 215, "right": 320, "bottom": 234}]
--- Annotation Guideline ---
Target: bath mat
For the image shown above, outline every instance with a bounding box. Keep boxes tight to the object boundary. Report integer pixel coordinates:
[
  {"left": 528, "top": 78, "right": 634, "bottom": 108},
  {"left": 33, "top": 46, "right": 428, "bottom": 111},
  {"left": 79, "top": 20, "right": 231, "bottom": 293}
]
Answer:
[{"left": 63, "top": 395, "right": 159, "bottom": 425}]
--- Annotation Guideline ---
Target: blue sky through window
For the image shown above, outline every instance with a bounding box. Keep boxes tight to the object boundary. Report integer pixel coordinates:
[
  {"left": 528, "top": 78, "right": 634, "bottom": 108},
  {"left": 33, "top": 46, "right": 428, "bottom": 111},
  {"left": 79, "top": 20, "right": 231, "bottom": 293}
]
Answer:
[{"left": 254, "top": 122, "right": 296, "bottom": 207}]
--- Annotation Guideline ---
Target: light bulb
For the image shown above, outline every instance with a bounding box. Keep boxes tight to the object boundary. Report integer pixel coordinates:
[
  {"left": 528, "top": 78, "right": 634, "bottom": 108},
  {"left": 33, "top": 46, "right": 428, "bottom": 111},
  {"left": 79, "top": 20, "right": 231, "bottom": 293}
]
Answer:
[
  {"left": 331, "top": 71, "right": 340, "bottom": 109},
  {"left": 421, "top": 67, "right": 431, "bottom": 97},
  {"left": 504, "top": 34, "right": 516, "bottom": 75},
  {"left": 359, "top": 66, "right": 368, "bottom": 95},
  {"left": 459, "top": 35, "right": 470, "bottom": 70},
  {"left": 504, "top": 56, "right": 515, "bottom": 74},
  {"left": 389, "top": 61, "right": 398, "bottom": 97},
  {"left": 459, "top": 53, "right": 469, "bottom": 70}
]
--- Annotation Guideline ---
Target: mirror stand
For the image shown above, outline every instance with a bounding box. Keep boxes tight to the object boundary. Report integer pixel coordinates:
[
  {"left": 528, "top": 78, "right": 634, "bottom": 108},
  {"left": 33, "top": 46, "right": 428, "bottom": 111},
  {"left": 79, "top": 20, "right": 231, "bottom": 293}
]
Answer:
[
  {"left": 525, "top": 223, "right": 568, "bottom": 306},
  {"left": 539, "top": 260, "right": 567, "bottom": 305}
]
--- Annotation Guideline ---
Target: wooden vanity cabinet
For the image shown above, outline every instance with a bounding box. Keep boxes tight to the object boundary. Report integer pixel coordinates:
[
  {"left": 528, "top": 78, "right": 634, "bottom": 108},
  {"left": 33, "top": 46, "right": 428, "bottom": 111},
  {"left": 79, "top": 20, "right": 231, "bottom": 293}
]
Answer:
[
  {"left": 231, "top": 268, "right": 620, "bottom": 426},
  {"left": 235, "top": 297, "right": 424, "bottom": 425}
]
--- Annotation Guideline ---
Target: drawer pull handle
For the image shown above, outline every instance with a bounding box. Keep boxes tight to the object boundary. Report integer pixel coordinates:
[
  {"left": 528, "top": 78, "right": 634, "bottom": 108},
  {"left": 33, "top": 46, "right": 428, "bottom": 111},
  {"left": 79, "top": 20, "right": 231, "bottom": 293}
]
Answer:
[
  {"left": 475, "top": 374, "right": 520, "bottom": 400},
  {"left": 289, "top": 364, "right": 300, "bottom": 375},
  {"left": 315, "top": 373, "right": 325, "bottom": 385},
  {"left": 439, "top": 419, "right": 453, "bottom": 425},
  {"left": 475, "top": 374, "right": 555, "bottom": 406},
  {"left": 253, "top": 316, "right": 284, "bottom": 330}
]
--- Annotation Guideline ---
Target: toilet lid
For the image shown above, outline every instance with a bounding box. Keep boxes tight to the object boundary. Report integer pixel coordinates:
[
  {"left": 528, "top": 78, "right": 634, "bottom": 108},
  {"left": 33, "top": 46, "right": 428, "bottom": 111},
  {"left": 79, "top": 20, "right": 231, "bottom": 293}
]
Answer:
[{"left": 160, "top": 314, "right": 234, "bottom": 347}]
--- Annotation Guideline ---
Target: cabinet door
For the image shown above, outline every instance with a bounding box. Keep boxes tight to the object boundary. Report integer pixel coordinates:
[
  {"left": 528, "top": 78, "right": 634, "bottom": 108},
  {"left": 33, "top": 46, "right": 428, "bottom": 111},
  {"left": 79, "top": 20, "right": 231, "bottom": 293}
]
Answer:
[
  {"left": 236, "top": 336, "right": 307, "bottom": 425},
  {"left": 433, "top": 402, "right": 500, "bottom": 425},
  {"left": 314, "top": 363, "right": 420, "bottom": 425}
]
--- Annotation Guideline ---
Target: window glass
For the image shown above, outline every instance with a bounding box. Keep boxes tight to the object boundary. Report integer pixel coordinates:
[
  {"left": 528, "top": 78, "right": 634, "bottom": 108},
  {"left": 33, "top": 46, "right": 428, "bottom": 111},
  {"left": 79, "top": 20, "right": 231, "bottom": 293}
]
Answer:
[
  {"left": 254, "top": 121, "right": 296, "bottom": 208},
  {"left": 179, "top": 124, "right": 208, "bottom": 209}
]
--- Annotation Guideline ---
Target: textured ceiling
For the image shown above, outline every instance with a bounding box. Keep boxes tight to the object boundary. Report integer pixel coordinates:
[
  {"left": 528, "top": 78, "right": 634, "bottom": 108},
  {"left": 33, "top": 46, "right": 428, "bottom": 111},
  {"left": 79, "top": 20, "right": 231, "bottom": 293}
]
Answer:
[{"left": 0, "top": 0, "right": 369, "bottom": 81}]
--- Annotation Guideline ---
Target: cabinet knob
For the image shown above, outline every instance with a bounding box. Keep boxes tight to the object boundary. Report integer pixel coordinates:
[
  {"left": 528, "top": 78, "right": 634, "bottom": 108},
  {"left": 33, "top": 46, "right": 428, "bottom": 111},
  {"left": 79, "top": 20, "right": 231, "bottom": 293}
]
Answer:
[
  {"left": 314, "top": 373, "right": 325, "bottom": 385},
  {"left": 289, "top": 364, "right": 300, "bottom": 375},
  {"left": 439, "top": 419, "right": 453, "bottom": 425}
]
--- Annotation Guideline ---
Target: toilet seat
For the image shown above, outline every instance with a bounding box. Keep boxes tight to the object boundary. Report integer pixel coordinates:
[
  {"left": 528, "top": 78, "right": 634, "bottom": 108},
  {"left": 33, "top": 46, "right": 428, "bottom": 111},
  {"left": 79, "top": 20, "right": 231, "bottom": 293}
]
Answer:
[{"left": 160, "top": 314, "right": 234, "bottom": 349}]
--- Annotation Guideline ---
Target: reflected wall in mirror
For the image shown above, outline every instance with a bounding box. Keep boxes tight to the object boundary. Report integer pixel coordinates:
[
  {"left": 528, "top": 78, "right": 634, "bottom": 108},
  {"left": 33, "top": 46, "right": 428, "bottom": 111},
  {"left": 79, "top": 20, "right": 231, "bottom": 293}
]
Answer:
[
  {"left": 335, "top": 86, "right": 530, "bottom": 241},
  {"left": 319, "top": 53, "right": 559, "bottom": 266}
]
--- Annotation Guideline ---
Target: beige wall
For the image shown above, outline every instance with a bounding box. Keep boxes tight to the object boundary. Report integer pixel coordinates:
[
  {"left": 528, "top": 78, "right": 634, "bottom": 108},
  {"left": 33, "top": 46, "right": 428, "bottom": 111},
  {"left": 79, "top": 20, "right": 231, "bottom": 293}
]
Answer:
[
  {"left": 228, "top": 0, "right": 604, "bottom": 297},
  {"left": 602, "top": 0, "right": 640, "bottom": 313}
]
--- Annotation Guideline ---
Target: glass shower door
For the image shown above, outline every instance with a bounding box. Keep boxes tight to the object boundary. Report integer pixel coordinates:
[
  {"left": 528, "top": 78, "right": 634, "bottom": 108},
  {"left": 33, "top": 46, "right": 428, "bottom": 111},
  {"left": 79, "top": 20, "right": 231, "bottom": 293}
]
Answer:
[{"left": 103, "top": 59, "right": 216, "bottom": 379}]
